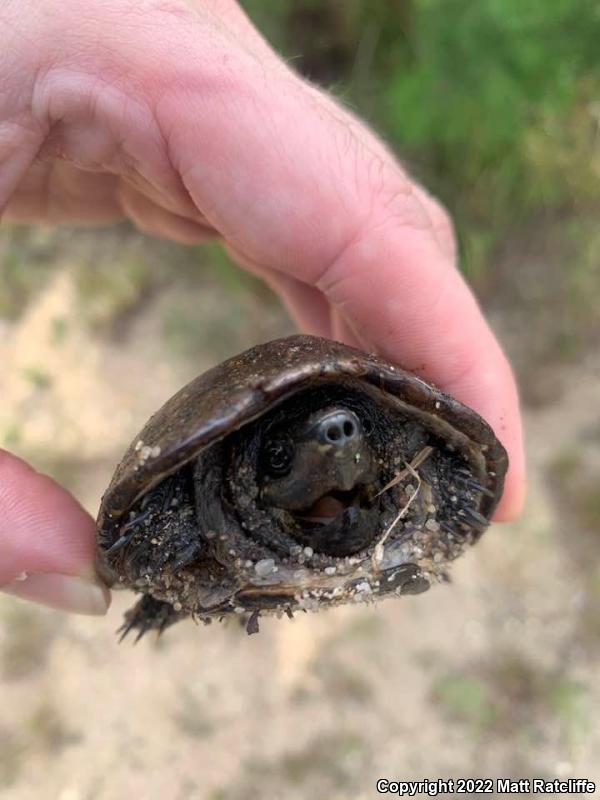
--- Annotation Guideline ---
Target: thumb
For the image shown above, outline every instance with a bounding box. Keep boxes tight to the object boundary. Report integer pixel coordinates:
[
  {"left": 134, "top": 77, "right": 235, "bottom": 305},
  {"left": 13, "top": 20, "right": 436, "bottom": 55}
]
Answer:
[{"left": 0, "top": 450, "right": 110, "bottom": 615}]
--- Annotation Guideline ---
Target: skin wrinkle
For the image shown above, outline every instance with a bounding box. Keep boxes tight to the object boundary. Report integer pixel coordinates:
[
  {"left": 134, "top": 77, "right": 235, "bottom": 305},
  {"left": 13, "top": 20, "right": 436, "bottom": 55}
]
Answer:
[
  {"left": 326, "top": 113, "right": 367, "bottom": 224},
  {"left": 297, "top": 88, "right": 433, "bottom": 267},
  {"left": 234, "top": 70, "right": 362, "bottom": 260},
  {"left": 317, "top": 218, "right": 491, "bottom": 388},
  {"left": 268, "top": 274, "right": 333, "bottom": 339},
  {"left": 4, "top": 161, "right": 122, "bottom": 223},
  {"left": 148, "top": 0, "right": 196, "bottom": 21},
  {"left": 36, "top": 70, "right": 139, "bottom": 160},
  {"left": 200, "top": 3, "right": 267, "bottom": 63},
  {"left": 304, "top": 89, "right": 375, "bottom": 209},
  {"left": 120, "top": 172, "right": 205, "bottom": 221},
  {"left": 0, "top": 117, "right": 44, "bottom": 150},
  {"left": 159, "top": 50, "right": 378, "bottom": 273},
  {"left": 153, "top": 47, "right": 266, "bottom": 158},
  {"left": 46, "top": 3, "right": 195, "bottom": 69},
  {"left": 0, "top": 132, "right": 44, "bottom": 213},
  {"left": 333, "top": 312, "right": 369, "bottom": 352},
  {"left": 291, "top": 126, "right": 371, "bottom": 268},
  {"left": 139, "top": 99, "right": 202, "bottom": 220},
  {"left": 226, "top": 84, "right": 296, "bottom": 232},
  {"left": 304, "top": 80, "right": 415, "bottom": 189},
  {"left": 204, "top": 0, "right": 287, "bottom": 60},
  {"left": 159, "top": 99, "right": 298, "bottom": 255},
  {"left": 314, "top": 220, "right": 374, "bottom": 297},
  {"left": 118, "top": 184, "right": 215, "bottom": 243},
  {"left": 0, "top": 7, "right": 37, "bottom": 50},
  {"left": 378, "top": 183, "right": 432, "bottom": 234},
  {"left": 34, "top": 67, "right": 198, "bottom": 221},
  {"left": 40, "top": 156, "right": 57, "bottom": 221},
  {"left": 152, "top": 109, "right": 216, "bottom": 224},
  {"left": 316, "top": 204, "right": 445, "bottom": 316},
  {"left": 353, "top": 280, "right": 449, "bottom": 361},
  {"left": 224, "top": 241, "right": 334, "bottom": 337},
  {"left": 337, "top": 113, "right": 455, "bottom": 260},
  {"left": 0, "top": 55, "right": 47, "bottom": 205},
  {"left": 413, "top": 189, "right": 457, "bottom": 260}
]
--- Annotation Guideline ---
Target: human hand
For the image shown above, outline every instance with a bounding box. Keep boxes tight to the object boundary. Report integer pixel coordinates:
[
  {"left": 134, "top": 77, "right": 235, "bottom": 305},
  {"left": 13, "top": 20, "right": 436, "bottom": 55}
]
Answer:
[
  {"left": 0, "top": 0, "right": 524, "bottom": 613},
  {"left": 0, "top": 450, "right": 110, "bottom": 614}
]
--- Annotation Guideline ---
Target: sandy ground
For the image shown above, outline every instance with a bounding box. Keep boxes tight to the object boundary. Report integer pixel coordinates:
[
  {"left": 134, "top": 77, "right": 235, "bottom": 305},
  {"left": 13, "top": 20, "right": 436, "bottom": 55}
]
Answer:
[{"left": 0, "top": 233, "right": 598, "bottom": 799}]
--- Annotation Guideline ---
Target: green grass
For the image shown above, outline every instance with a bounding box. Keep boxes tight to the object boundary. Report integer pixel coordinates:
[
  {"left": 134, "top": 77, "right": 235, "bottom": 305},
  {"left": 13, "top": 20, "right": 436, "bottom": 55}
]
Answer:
[
  {"left": 549, "top": 680, "right": 591, "bottom": 749},
  {"left": 73, "top": 255, "right": 156, "bottom": 333},
  {"left": 432, "top": 674, "right": 496, "bottom": 732},
  {"left": 0, "top": 226, "right": 58, "bottom": 319},
  {"left": 432, "top": 651, "right": 592, "bottom": 748},
  {"left": 21, "top": 366, "right": 52, "bottom": 390},
  {"left": 49, "top": 316, "right": 69, "bottom": 346},
  {"left": 2, "top": 423, "right": 23, "bottom": 449},
  {"left": 214, "top": 730, "right": 368, "bottom": 799},
  {"left": 243, "top": 0, "right": 600, "bottom": 280}
]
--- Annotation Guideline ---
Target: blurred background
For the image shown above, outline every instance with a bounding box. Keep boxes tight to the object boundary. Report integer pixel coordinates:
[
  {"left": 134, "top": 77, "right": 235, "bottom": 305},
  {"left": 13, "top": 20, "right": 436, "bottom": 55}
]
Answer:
[{"left": 1, "top": 1, "right": 599, "bottom": 798}]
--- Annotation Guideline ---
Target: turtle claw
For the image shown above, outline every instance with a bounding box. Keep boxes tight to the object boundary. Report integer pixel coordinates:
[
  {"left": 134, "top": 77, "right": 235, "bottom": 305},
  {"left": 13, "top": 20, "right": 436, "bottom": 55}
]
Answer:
[
  {"left": 246, "top": 610, "right": 260, "bottom": 635},
  {"left": 105, "top": 507, "right": 153, "bottom": 554},
  {"left": 461, "top": 506, "right": 489, "bottom": 532},
  {"left": 170, "top": 542, "right": 201, "bottom": 572},
  {"left": 117, "top": 617, "right": 137, "bottom": 643},
  {"left": 106, "top": 533, "right": 135, "bottom": 555},
  {"left": 118, "top": 595, "right": 185, "bottom": 643}
]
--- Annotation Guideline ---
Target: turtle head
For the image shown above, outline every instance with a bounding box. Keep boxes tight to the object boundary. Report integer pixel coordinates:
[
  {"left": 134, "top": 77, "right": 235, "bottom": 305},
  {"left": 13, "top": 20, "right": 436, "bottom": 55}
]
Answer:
[{"left": 259, "top": 406, "right": 379, "bottom": 556}]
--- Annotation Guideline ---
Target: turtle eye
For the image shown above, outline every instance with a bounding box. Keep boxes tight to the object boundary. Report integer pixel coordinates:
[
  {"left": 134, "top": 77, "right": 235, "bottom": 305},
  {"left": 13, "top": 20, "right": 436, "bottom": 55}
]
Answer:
[{"left": 263, "top": 439, "right": 294, "bottom": 477}]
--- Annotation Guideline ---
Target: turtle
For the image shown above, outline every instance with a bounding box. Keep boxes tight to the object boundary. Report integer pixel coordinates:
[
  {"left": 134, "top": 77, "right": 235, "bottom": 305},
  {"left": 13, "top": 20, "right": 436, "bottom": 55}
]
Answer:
[{"left": 96, "top": 334, "right": 507, "bottom": 639}]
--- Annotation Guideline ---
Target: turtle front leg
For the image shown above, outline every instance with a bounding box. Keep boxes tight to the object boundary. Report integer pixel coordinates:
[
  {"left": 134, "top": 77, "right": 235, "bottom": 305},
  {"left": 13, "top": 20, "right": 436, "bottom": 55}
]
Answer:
[{"left": 118, "top": 595, "right": 186, "bottom": 642}]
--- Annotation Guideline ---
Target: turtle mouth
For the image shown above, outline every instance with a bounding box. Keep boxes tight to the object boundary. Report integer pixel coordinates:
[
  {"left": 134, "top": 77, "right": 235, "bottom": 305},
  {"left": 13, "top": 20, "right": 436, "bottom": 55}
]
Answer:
[
  {"left": 296, "top": 487, "right": 364, "bottom": 525},
  {"left": 291, "top": 485, "right": 378, "bottom": 557}
]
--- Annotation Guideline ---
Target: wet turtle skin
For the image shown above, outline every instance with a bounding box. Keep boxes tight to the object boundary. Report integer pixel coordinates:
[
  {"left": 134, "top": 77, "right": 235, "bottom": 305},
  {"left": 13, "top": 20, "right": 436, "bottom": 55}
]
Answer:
[{"left": 96, "top": 335, "right": 508, "bottom": 639}]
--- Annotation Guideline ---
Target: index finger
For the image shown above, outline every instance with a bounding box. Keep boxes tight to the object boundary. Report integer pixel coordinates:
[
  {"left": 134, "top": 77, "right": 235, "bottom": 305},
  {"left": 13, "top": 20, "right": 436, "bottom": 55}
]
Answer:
[{"left": 0, "top": 450, "right": 110, "bottom": 614}]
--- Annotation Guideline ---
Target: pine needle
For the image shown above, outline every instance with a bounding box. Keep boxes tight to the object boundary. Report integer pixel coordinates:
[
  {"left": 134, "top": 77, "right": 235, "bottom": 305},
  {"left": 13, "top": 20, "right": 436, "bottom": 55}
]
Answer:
[
  {"left": 374, "top": 446, "right": 433, "bottom": 498},
  {"left": 371, "top": 450, "right": 432, "bottom": 570}
]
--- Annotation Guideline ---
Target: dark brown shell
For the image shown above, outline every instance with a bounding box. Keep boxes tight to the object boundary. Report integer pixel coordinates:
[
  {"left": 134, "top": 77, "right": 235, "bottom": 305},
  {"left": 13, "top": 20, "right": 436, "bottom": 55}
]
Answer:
[
  {"left": 96, "top": 334, "right": 508, "bottom": 638},
  {"left": 98, "top": 334, "right": 507, "bottom": 529}
]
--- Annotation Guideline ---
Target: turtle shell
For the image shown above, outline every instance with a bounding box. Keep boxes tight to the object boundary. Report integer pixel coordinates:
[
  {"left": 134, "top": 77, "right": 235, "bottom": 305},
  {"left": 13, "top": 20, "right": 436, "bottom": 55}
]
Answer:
[{"left": 96, "top": 334, "right": 507, "bottom": 639}]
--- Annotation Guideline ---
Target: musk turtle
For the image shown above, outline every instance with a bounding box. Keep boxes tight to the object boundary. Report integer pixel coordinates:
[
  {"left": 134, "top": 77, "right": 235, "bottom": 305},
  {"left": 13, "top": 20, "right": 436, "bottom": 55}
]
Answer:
[{"left": 96, "top": 335, "right": 507, "bottom": 639}]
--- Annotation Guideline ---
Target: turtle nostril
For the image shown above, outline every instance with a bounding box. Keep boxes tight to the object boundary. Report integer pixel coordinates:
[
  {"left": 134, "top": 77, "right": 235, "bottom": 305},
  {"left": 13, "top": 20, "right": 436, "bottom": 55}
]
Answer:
[
  {"left": 318, "top": 410, "right": 360, "bottom": 445},
  {"left": 343, "top": 420, "right": 355, "bottom": 438},
  {"left": 312, "top": 408, "right": 362, "bottom": 447},
  {"left": 326, "top": 424, "right": 342, "bottom": 442}
]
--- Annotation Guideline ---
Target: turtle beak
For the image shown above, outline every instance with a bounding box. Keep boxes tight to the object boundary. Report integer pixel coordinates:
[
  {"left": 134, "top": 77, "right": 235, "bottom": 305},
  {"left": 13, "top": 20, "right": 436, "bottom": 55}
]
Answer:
[
  {"left": 303, "top": 407, "right": 367, "bottom": 491},
  {"left": 336, "top": 459, "right": 362, "bottom": 491}
]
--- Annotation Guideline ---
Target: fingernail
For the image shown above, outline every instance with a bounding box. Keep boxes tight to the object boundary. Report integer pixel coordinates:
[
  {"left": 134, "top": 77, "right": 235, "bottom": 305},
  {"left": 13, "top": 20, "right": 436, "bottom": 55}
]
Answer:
[{"left": 1, "top": 573, "right": 111, "bottom": 616}]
